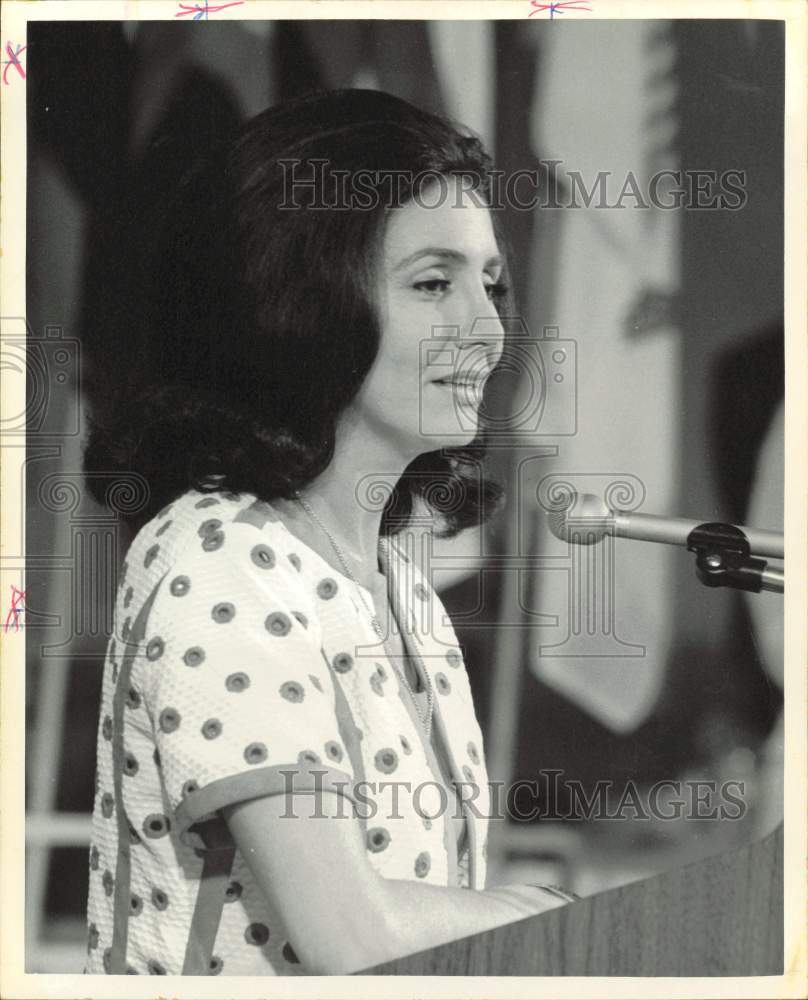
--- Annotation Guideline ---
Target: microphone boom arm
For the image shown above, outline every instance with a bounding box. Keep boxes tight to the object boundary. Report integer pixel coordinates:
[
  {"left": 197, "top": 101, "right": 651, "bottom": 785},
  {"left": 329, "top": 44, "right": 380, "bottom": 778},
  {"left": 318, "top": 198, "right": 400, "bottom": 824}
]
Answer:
[
  {"left": 546, "top": 492, "right": 784, "bottom": 595},
  {"left": 618, "top": 511, "right": 784, "bottom": 559}
]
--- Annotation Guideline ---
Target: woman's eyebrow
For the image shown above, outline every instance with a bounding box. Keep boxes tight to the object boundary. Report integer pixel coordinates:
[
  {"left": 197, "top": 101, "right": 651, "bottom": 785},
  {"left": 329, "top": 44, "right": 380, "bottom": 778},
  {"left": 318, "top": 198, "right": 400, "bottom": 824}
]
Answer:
[{"left": 393, "top": 247, "right": 503, "bottom": 272}]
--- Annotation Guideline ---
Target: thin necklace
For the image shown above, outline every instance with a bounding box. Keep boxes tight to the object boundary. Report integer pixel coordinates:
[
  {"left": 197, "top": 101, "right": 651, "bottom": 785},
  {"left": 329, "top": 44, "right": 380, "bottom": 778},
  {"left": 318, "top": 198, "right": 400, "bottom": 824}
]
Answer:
[{"left": 293, "top": 490, "right": 434, "bottom": 735}]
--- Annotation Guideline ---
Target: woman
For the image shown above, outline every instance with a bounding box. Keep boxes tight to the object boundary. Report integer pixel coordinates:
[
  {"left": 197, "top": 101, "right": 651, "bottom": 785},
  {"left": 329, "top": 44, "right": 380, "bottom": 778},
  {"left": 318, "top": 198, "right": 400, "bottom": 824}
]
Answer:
[{"left": 82, "top": 89, "right": 574, "bottom": 976}]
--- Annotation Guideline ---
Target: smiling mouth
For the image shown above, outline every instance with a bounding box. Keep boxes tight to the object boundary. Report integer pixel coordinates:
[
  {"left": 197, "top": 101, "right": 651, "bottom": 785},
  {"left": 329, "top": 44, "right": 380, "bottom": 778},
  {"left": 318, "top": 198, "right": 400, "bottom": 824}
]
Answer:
[
  {"left": 432, "top": 378, "right": 486, "bottom": 389},
  {"left": 432, "top": 377, "right": 487, "bottom": 406}
]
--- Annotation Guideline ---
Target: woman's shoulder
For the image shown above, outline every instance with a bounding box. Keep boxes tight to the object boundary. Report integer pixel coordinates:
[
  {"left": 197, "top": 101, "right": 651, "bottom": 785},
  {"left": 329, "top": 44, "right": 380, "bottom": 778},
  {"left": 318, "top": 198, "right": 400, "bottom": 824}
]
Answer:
[{"left": 120, "top": 490, "right": 319, "bottom": 624}]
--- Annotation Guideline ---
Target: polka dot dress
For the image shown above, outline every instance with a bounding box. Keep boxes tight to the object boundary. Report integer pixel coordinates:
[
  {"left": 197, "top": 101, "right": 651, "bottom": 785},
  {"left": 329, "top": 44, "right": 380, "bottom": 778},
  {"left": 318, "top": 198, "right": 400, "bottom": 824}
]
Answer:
[{"left": 85, "top": 489, "right": 489, "bottom": 975}]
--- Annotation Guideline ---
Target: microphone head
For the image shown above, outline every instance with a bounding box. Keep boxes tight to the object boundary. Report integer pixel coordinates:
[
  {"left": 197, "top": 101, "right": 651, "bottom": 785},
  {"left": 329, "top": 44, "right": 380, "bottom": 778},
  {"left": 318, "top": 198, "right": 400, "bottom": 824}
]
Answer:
[{"left": 546, "top": 492, "right": 614, "bottom": 544}]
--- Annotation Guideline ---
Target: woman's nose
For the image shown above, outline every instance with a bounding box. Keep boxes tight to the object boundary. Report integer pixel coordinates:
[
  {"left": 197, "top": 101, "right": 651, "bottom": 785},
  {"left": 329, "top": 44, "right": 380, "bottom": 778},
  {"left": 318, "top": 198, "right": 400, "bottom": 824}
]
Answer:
[{"left": 458, "top": 298, "right": 505, "bottom": 372}]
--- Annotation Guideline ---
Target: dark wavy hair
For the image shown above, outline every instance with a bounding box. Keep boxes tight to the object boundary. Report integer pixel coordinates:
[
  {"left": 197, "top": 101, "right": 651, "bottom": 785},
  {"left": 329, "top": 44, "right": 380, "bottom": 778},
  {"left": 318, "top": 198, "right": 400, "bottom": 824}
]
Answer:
[{"left": 83, "top": 88, "right": 510, "bottom": 538}]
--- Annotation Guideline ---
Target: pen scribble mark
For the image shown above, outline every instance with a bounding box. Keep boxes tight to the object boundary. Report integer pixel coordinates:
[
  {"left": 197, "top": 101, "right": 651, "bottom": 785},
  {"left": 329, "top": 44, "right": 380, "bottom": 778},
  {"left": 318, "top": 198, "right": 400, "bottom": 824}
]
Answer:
[
  {"left": 528, "top": 1, "right": 593, "bottom": 18},
  {"left": 175, "top": 0, "right": 246, "bottom": 20},
  {"left": 2, "top": 42, "right": 28, "bottom": 85},
  {"left": 4, "top": 585, "right": 26, "bottom": 632}
]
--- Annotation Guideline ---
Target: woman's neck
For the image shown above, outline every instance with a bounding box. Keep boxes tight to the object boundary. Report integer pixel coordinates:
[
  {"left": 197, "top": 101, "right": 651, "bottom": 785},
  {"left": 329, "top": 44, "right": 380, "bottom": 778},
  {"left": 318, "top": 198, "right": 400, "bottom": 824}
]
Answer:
[
  {"left": 269, "top": 494, "right": 388, "bottom": 591},
  {"left": 274, "top": 416, "right": 417, "bottom": 588}
]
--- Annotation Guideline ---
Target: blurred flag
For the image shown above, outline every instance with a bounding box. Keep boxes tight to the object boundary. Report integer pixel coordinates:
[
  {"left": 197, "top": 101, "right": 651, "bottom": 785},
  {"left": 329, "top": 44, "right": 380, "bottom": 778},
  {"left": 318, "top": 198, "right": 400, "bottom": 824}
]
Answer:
[{"left": 517, "top": 21, "right": 683, "bottom": 731}]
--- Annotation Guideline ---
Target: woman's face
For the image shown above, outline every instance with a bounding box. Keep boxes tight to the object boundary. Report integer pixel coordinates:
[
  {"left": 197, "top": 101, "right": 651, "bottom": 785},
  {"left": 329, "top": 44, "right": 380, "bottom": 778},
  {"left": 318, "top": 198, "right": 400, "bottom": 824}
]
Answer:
[{"left": 347, "top": 176, "right": 506, "bottom": 464}]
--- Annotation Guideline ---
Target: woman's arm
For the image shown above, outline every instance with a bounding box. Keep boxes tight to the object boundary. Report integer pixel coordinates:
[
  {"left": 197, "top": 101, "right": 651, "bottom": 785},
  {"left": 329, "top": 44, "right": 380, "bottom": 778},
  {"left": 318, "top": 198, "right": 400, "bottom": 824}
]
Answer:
[{"left": 223, "top": 790, "right": 570, "bottom": 975}]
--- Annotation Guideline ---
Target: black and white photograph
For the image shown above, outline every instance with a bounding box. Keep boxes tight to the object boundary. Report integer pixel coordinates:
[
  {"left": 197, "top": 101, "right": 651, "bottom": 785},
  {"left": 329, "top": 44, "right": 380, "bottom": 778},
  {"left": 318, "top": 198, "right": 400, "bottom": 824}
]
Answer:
[{"left": 1, "top": 0, "right": 805, "bottom": 994}]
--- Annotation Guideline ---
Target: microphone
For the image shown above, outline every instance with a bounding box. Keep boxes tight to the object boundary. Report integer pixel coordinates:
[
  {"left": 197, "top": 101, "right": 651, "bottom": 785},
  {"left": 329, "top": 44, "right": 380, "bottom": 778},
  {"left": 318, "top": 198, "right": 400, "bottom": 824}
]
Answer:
[{"left": 546, "top": 492, "right": 784, "bottom": 560}]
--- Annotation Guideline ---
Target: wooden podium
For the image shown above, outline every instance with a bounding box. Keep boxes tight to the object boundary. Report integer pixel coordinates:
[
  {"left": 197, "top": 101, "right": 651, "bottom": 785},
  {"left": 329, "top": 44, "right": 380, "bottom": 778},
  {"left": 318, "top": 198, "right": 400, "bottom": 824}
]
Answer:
[{"left": 359, "top": 826, "right": 783, "bottom": 976}]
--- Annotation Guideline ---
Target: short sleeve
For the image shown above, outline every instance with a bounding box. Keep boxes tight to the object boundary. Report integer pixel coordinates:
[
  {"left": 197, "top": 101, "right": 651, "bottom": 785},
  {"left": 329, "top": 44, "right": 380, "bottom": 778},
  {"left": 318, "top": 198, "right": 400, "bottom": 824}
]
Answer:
[{"left": 141, "top": 521, "right": 356, "bottom": 848}]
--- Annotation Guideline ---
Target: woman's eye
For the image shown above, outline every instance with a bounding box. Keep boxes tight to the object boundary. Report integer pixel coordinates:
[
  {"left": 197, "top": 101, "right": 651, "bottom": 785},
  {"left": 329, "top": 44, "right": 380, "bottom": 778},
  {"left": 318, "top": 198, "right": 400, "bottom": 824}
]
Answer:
[
  {"left": 485, "top": 282, "right": 509, "bottom": 303},
  {"left": 414, "top": 278, "right": 451, "bottom": 296},
  {"left": 413, "top": 277, "right": 508, "bottom": 302}
]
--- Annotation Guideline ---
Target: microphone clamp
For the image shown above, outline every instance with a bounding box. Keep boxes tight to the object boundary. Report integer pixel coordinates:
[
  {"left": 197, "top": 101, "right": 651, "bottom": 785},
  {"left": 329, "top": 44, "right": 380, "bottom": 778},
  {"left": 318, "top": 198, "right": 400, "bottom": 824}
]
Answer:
[{"left": 686, "top": 522, "right": 780, "bottom": 594}]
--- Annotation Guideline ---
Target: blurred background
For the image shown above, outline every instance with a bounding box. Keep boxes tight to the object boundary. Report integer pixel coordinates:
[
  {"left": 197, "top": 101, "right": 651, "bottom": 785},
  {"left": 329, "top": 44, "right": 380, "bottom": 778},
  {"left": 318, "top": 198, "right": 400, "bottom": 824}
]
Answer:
[{"left": 23, "top": 17, "right": 784, "bottom": 972}]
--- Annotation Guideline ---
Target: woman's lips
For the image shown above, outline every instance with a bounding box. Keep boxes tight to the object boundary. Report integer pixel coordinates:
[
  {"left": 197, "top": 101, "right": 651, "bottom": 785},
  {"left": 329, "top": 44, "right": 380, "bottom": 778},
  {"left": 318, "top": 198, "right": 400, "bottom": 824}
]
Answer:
[
  {"left": 432, "top": 378, "right": 485, "bottom": 388},
  {"left": 431, "top": 378, "right": 486, "bottom": 405}
]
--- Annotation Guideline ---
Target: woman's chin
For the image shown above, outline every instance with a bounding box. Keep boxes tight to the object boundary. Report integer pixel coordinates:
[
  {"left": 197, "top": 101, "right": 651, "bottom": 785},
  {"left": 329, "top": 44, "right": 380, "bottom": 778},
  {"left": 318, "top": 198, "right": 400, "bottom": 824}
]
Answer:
[
  {"left": 417, "top": 384, "right": 483, "bottom": 445},
  {"left": 378, "top": 408, "right": 481, "bottom": 459},
  {"left": 414, "top": 423, "right": 480, "bottom": 453}
]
